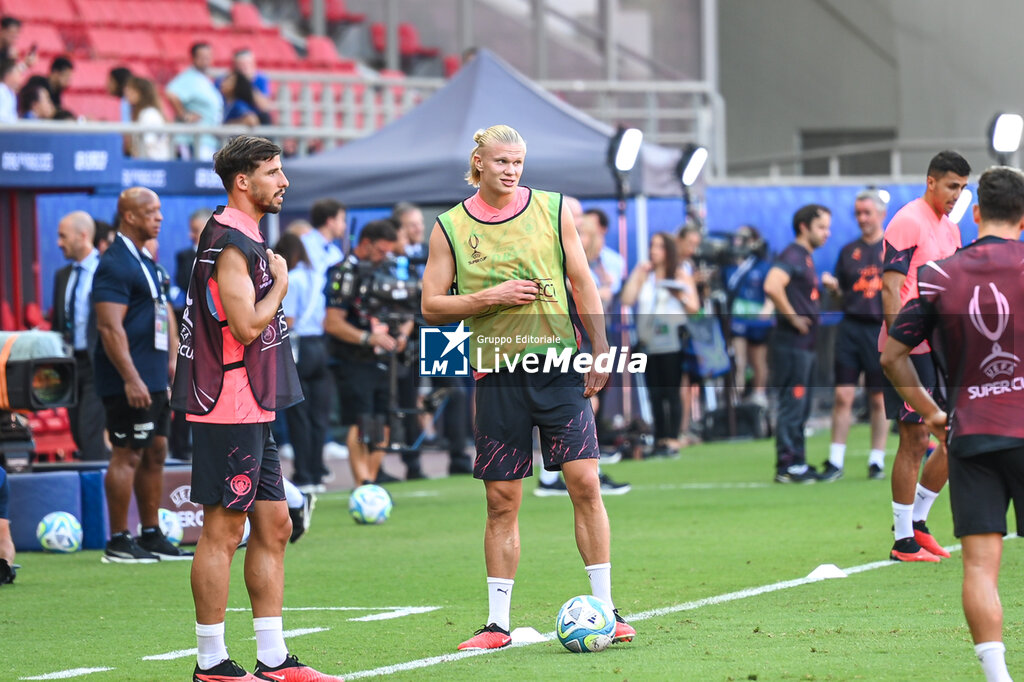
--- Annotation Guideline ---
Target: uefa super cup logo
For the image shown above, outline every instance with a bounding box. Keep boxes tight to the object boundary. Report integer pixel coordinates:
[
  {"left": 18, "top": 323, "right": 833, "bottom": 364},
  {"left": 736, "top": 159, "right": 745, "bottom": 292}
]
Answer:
[{"left": 970, "top": 283, "right": 1020, "bottom": 378}]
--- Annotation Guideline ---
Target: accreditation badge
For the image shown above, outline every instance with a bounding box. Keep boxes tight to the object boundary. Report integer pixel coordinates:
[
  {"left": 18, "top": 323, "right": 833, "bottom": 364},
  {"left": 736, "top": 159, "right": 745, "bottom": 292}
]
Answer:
[{"left": 154, "top": 302, "right": 169, "bottom": 351}]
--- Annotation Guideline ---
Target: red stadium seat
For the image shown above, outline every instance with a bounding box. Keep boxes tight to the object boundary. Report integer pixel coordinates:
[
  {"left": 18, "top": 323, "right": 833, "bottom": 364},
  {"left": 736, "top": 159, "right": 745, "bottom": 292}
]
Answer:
[
  {"left": 75, "top": 0, "right": 123, "bottom": 28},
  {"left": 443, "top": 54, "right": 462, "bottom": 77},
  {"left": 87, "top": 28, "right": 163, "bottom": 62},
  {"left": 369, "top": 22, "right": 385, "bottom": 54},
  {"left": 0, "top": 0, "right": 76, "bottom": 26},
  {"left": 230, "top": 2, "right": 275, "bottom": 34},
  {"left": 23, "top": 302, "right": 49, "bottom": 330},
  {"left": 298, "top": 0, "right": 365, "bottom": 24},
  {"left": 305, "top": 35, "right": 356, "bottom": 70},
  {"left": 398, "top": 22, "right": 439, "bottom": 58},
  {"left": 15, "top": 25, "right": 67, "bottom": 59},
  {"left": 0, "top": 301, "right": 14, "bottom": 331},
  {"left": 61, "top": 92, "right": 121, "bottom": 121}
]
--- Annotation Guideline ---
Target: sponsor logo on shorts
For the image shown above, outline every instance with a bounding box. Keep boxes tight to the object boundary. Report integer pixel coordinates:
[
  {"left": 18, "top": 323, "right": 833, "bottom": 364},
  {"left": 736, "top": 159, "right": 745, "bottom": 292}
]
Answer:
[
  {"left": 133, "top": 421, "right": 154, "bottom": 438},
  {"left": 230, "top": 475, "right": 252, "bottom": 496}
]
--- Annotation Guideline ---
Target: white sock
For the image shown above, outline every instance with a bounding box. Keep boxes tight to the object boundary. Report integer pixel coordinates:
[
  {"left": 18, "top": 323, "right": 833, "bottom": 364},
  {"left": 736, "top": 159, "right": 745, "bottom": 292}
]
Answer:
[
  {"left": 195, "top": 621, "right": 228, "bottom": 671},
  {"left": 253, "top": 616, "right": 288, "bottom": 668},
  {"left": 486, "top": 577, "right": 514, "bottom": 632},
  {"left": 868, "top": 449, "right": 886, "bottom": 467},
  {"left": 828, "top": 443, "right": 846, "bottom": 469},
  {"left": 913, "top": 484, "right": 940, "bottom": 522},
  {"left": 539, "top": 468, "right": 560, "bottom": 485},
  {"left": 893, "top": 502, "right": 914, "bottom": 541},
  {"left": 283, "top": 477, "right": 304, "bottom": 509},
  {"left": 975, "top": 641, "right": 1012, "bottom": 682},
  {"left": 586, "top": 562, "right": 613, "bottom": 609}
]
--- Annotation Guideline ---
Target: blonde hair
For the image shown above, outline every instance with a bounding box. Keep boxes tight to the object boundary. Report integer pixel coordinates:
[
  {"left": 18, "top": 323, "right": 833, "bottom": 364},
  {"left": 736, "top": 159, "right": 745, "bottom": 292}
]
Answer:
[{"left": 465, "top": 125, "right": 527, "bottom": 187}]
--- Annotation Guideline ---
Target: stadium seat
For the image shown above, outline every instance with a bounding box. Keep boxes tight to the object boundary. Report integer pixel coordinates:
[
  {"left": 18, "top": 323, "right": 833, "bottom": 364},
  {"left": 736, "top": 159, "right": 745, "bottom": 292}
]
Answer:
[
  {"left": 0, "top": 0, "right": 76, "bottom": 27},
  {"left": 298, "top": 0, "right": 365, "bottom": 24},
  {"left": 398, "top": 22, "right": 439, "bottom": 58},
  {"left": 23, "top": 302, "right": 48, "bottom": 330},
  {"left": 61, "top": 92, "right": 121, "bottom": 121},
  {"left": 0, "top": 300, "right": 14, "bottom": 330},
  {"left": 230, "top": 2, "right": 275, "bottom": 34},
  {"left": 443, "top": 54, "right": 462, "bottom": 77},
  {"left": 86, "top": 28, "right": 163, "bottom": 62},
  {"left": 75, "top": 0, "right": 123, "bottom": 28},
  {"left": 15, "top": 25, "right": 67, "bottom": 60},
  {"left": 305, "top": 35, "right": 356, "bottom": 70}
]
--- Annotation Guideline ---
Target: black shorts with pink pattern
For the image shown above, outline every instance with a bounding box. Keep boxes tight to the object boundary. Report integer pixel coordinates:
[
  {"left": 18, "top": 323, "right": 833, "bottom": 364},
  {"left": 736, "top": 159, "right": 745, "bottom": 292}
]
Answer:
[
  {"left": 473, "top": 368, "right": 599, "bottom": 481},
  {"left": 189, "top": 422, "right": 284, "bottom": 511}
]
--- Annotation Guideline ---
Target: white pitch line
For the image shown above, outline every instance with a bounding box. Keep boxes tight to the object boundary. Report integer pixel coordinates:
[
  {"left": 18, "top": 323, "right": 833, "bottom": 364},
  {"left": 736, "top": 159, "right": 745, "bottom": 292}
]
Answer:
[
  {"left": 20, "top": 669, "right": 114, "bottom": 680},
  {"left": 342, "top": 544, "right": 964, "bottom": 679},
  {"left": 142, "top": 627, "right": 330, "bottom": 662}
]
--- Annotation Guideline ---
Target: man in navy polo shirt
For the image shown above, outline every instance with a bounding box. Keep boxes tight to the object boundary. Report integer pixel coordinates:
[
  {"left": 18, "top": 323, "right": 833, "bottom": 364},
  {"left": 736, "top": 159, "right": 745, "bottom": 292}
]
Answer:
[{"left": 93, "top": 186, "right": 190, "bottom": 563}]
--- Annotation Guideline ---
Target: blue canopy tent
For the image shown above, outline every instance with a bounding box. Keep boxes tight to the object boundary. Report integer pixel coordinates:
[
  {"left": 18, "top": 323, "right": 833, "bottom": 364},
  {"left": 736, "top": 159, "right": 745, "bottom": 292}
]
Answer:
[{"left": 283, "top": 49, "right": 683, "bottom": 210}]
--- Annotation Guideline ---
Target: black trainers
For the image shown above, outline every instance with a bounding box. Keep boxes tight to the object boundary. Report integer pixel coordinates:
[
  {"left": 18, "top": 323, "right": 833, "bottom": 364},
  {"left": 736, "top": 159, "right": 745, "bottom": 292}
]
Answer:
[
  {"left": 817, "top": 462, "right": 843, "bottom": 482},
  {"left": 138, "top": 529, "right": 194, "bottom": 561},
  {"left": 534, "top": 477, "right": 569, "bottom": 497},
  {"left": 254, "top": 653, "right": 343, "bottom": 680},
  {"left": 868, "top": 463, "right": 886, "bottom": 480},
  {"left": 193, "top": 658, "right": 258, "bottom": 681},
  {"left": 289, "top": 493, "right": 315, "bottom": 544},
  {"left": 0, "top": 558, "right": 15, "bottom": 585},
  {"left": 599, "top": 473, "right": 631, "bottom": 495},
  {"left": 102, "top": 531, "right": 159, "bottom": 564},
  {"left": 774, "top": 468, "right": 818, "bottom": 484}
]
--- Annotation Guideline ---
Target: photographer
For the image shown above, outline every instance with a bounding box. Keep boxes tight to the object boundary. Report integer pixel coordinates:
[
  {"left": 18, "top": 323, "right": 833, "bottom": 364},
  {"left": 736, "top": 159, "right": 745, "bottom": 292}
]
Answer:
[
  {"left": 723, "top": 225, "right": 774, "bottom": 406},
  {"left": 324, "top": 220, "right": 413, "bottom": 488}
]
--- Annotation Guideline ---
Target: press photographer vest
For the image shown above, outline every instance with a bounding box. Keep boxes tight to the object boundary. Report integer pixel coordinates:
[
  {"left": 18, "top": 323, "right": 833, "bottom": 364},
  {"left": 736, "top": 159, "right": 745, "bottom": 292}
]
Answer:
[
  {"left": 170, "top": 208, "right": 302, "bottom": 415},
  {"left": 437, "top": 188, "right": 576, "bottom": 371}
]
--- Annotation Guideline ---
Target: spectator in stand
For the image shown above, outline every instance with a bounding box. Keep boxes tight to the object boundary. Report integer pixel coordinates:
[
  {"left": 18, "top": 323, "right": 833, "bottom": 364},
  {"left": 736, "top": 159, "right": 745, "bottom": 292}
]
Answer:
[
  {"left": 165, "top": 42, "right": 223, "bottom": 160},
  {"left": 25, "top": 55, "right": 72, "bottom": 116},
  {"left": 0, "top": 57, "right": 19, "bottom": 123},
  {"left": 217, "top": 49, "right": 271, "bottom": 114},
  {"left": 0, "top": 16, "right": 19, "bottom": 62},
  {"left": 93, "top": 220, "right": 116, "bottom": 254},
  {"left": 106, "top": 66, "right": 132, "bottom": 122},
  {"left": 221, "top": 71, "right": 270, "bottom": 126},
  {"left": 124, "top": 76, "right": 172, "bottom": 161},
  {"left": 17, "top": 80, "right": 54, "bottom": 119}
]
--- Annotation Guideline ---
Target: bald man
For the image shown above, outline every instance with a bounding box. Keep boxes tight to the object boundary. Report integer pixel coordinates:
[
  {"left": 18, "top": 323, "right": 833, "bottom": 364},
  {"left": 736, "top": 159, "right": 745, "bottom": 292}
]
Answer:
[
  {"left": 93, "top": 187, "right": 190, "bottom": 563},
  {"left": 53, "top": 211, "right": 108, "bottom": 461}
]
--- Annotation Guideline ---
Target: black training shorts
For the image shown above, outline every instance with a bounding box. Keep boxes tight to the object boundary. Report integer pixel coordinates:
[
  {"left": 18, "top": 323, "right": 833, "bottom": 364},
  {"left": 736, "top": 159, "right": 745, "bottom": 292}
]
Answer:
[
  {"left": 102, "top": 390, "right": 171, "bottom": 449},
  {"left": 949, "top": 445, "right": 1024, "bottom": 538},
  {"left": 189, "top": 422, "right": 285, "bottom": 511},
  {"left": 834, "top": 317, "right": 885, "bottom": 390},
  {"left": 473, "top": 368, "right": 599, "bottom": 481},
  {"left": 883, "top": 353, "right": 942, "bottom": 423}
]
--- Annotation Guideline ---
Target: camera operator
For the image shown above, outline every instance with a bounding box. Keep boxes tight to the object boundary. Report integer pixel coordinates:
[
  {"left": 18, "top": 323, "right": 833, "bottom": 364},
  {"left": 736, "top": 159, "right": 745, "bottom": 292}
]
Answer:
[
  {"left": 324, "top": 219, "right": 413, "bottom": 488},
  {"left": 723, "top": 225, "right": 774, "bottom": 406}
]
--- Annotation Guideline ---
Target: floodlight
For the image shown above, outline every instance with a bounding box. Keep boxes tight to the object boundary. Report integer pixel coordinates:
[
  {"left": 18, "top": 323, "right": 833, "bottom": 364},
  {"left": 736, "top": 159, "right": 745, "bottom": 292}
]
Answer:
[
  {"left": 609, "top": 127, "right": 643, "bottom": 173},
  {"left": 678, "top": 144, "right": 709, "bottom": 186},
  {"left": 991, "top": 113, "right": 1024, "bottom": 155},
  {"left": 949, "top": 188, "right": 973, "bottom": 224},
  {"left": 877, "top": 189, "right": 891, "bottom": 205}
]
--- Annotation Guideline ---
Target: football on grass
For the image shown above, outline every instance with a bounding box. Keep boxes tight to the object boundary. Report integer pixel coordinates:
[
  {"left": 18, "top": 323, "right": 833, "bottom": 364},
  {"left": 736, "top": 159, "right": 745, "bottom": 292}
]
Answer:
[
  {"left": 37, "top": 511, "right": 83, "bottom": 553},
  {"left": 348, "top": 484, "right": 393, "bottom": 525},
  {"left": 556, "top": 594, "right": 616, "bottom": 653}
]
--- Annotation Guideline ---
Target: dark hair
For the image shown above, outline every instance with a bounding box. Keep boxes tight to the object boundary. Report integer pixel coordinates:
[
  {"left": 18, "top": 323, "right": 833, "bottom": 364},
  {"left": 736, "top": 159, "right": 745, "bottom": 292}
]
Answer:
[
  {"left": 927, "top": 150, "right": 971, "bottom": 179},
  {"left": 1, "top": 17, "right": 21, "bottom": 30},
  {"left": 126, "top": 76, "right": 162, "bottom": 121},
  {"left": 650, "top": 231, "right": 678, "bottom": 279},
  {"left": 0, "top": 57, "right": 16, "bottom": 80},
  {"left": 311, "top": 198, "right": 346, "bottom": 228},
  {"left": 93, "top": 220, "right": 115, "bottom": 249},
  {"left": 190, "top": 42, "right": 211, "bottom": 59},
  {"left": 108, "top": 66, "right": 132, "bottom": 96},
  {"left": 273, "top": 232, "right": 311, "bottom": 271},
  {"left": 17, "top": 82, "right": 48, "bottom": 117},
  {"left": 977, "top": 166, "right": 1024, "bottom": 225},
  {"left": 792, "top": 204, "right": 830, "bottom": 236},
  {"left": 358, "top": 219, "right": 398, "bottom": 244},
  {"left": 50, "top": 55, "right": 73, "bottom": 73},
  {"left": 230, "top": 70, "right": 257, "bottom": 107},
  {"left": 735, "top": 224, "right": 768, "bottom": 259},
  {"left": 213, "top": 135, "right": 282, "bottom": 191},
  {"left": 392, "top": 201, "right": 420, "bottom": 221},
  {"left": 584, "top": 207, "right": 609, "bottom": 230},
  {"left": 676, "top": 225, "right": 701, "bottom": 240}
]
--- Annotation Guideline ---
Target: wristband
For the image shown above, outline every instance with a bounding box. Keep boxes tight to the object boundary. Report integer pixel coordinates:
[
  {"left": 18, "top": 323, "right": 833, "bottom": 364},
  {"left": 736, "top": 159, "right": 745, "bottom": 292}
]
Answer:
[{"left": 361, "top": 331, "right": 371, "bottom": 346}]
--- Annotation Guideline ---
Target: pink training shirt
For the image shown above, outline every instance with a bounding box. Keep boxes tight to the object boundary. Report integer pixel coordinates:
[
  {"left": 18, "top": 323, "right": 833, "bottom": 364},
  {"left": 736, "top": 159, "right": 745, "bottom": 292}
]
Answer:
[
  {"left": 188, "top": 206, "right": 276, "bottom": 424},
  {"left": 877, "top": 197, "right": 961, "bottom": 354},
  {"left": 463, "top": 186, "right": 531, "bottom": 222}
]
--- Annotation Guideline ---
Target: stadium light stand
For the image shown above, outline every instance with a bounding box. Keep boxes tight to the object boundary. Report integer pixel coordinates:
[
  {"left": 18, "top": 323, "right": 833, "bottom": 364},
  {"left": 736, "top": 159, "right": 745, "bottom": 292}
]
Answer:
[
  {"left": 677, "top": 144, "right": 709, "bottom": 187},
  {"left": 949, "top": 188, "right": 973, "bottom": 224},
  {"left": 989, "top": 112, "right": 1023, "bottom": 165},
  {"left": 606, "top": 126, "right": 644, "bottom": 422}
]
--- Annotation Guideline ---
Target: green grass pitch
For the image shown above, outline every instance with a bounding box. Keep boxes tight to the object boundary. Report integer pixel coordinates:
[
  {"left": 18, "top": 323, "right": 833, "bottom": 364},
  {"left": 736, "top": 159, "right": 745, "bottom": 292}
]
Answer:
[{"left": 4, "top": 424, "right": 1020, "bottom": 680}]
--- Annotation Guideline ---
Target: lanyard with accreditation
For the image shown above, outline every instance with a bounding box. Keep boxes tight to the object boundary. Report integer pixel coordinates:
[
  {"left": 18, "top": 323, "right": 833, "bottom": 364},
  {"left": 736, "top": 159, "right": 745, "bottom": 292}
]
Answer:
[{"left": 118, "top": 233, "right": 170, "bottom": 352}]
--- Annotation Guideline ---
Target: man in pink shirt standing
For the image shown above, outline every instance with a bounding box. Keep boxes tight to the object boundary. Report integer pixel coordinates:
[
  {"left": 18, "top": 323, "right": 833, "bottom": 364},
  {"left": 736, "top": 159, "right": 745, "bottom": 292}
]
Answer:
[{"left": 880, "top": 150, "right": 970, "bottom": 562}]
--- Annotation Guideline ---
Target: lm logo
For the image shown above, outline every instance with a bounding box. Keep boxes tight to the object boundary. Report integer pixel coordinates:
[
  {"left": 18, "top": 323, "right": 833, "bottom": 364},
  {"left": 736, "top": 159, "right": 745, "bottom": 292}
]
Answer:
[{"left": 419, "top": 321, "right": 472, "bottom": 377}]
